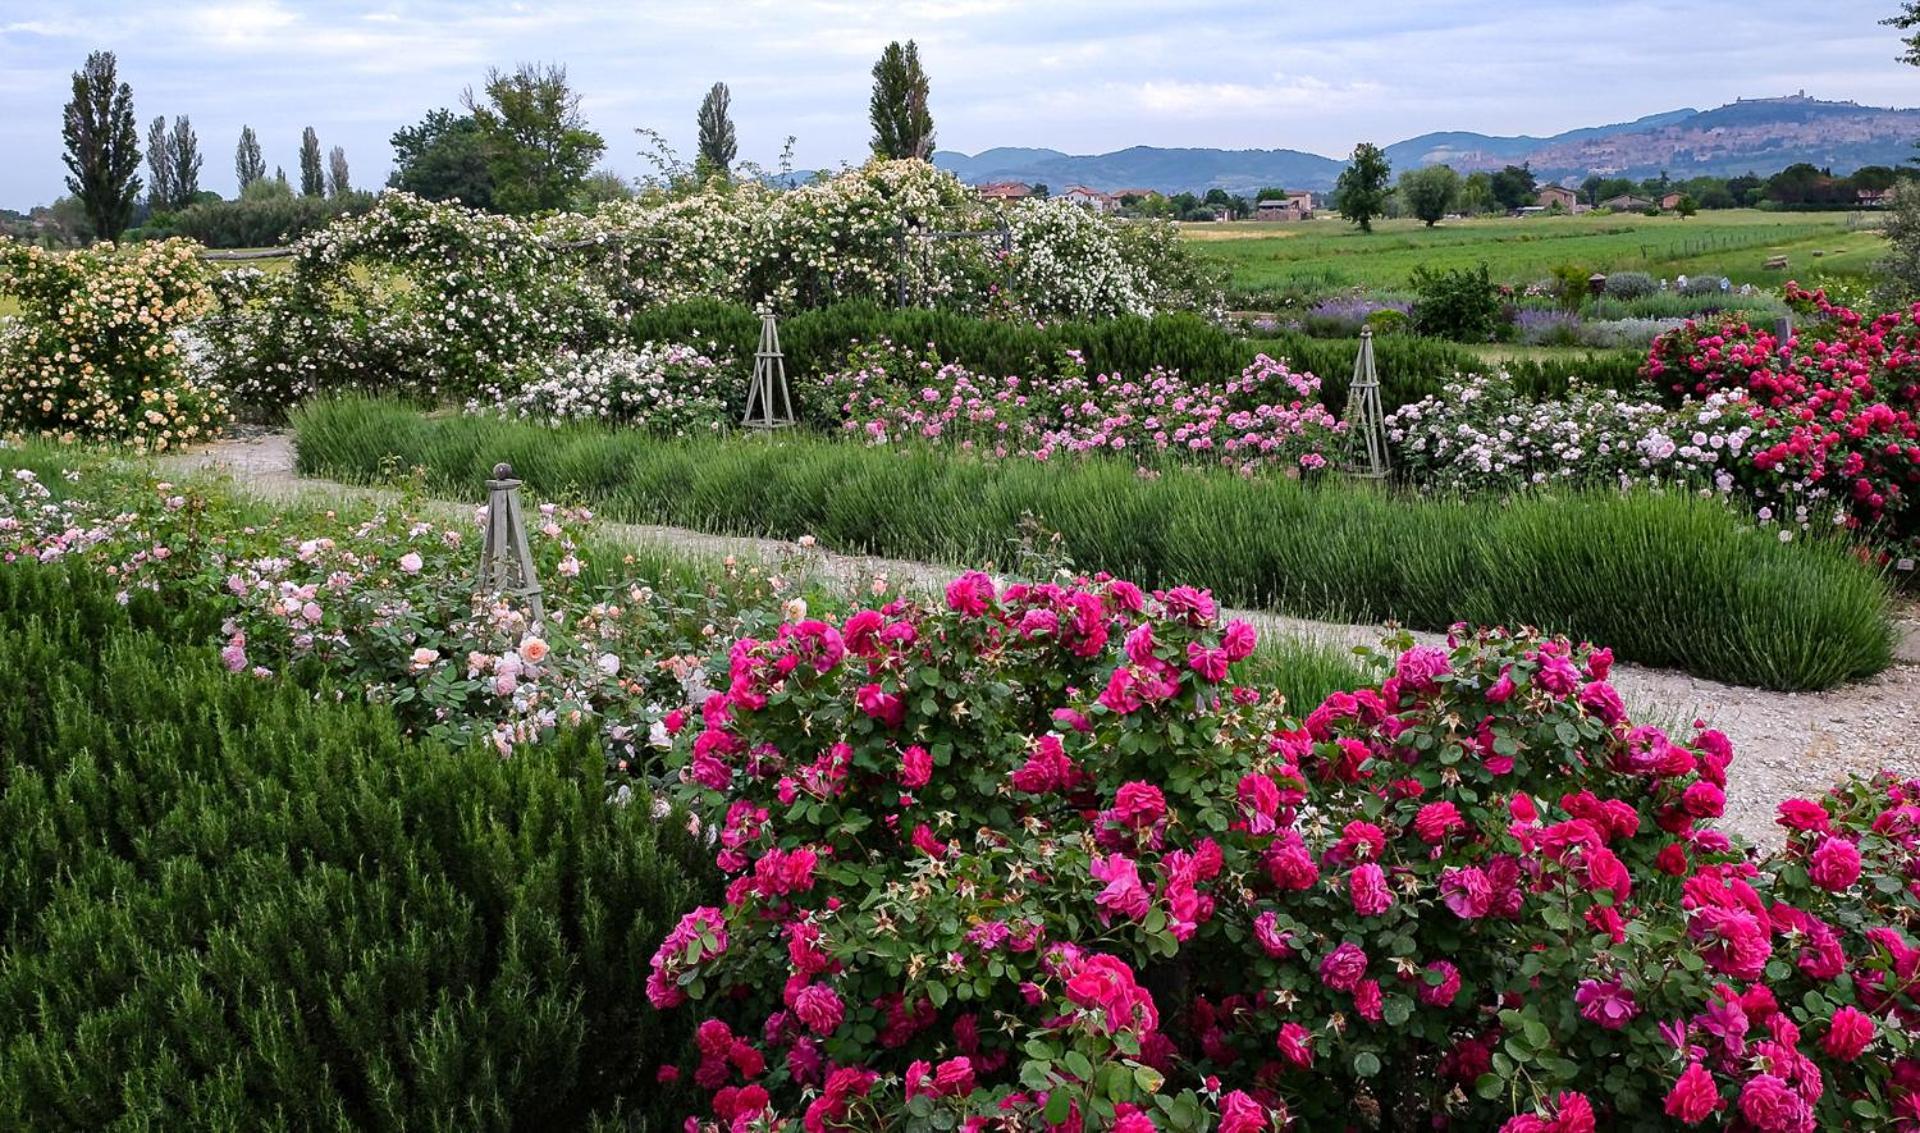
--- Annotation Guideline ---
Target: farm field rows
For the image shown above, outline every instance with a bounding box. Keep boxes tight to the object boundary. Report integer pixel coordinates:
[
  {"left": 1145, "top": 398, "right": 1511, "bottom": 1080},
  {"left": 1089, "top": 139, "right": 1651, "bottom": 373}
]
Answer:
[{"left": 1185, "top": 209, "right": 1883, "bottom": 295}]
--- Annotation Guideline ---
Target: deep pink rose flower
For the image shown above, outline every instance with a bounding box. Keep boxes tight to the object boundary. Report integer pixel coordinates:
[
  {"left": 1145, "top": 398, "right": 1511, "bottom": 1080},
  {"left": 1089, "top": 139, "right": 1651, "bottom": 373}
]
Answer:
[
  {"left": 1822, "top": 1005, "right": 1875, "bottom": 1061},
  {"left": 1737, "top": 1074, "right": 1811, "bottom": 1133},
  {"left": 899, "top": 744, "right": 932, "bottom": 789},
  {"left": 1808, "top": 836, "right": 1862, "bottom": 891},
  {"left": 1349, "top": 863, "right": 1393, "bottom": 916},
  {"left": 1319, "top": 941, "right": 1368, "bottom": 991},
  {"left": 1663, "top": 1062, "right": 1722, "bottom": 1124}
]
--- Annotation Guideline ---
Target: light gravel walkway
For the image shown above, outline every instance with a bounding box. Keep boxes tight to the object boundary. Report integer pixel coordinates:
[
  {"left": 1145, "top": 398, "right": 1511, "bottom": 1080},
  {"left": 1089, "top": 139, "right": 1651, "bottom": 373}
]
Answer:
[{"left": 162, "top": 433, "right": 1920, "bottom": 848}]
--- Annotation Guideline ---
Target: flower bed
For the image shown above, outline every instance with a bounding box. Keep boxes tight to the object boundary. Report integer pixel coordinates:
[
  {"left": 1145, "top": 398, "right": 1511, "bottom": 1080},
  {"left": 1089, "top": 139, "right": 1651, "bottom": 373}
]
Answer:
[
  {"left": 290, "top": 397, "right": 1897, "bottom": 691},
  {"left": 1645, "top": 284, "right": 1920, "bottom": 558},
  {"left": 822, "top": 339, "right": 1344, "bottom": 472},
  {"left": 645, "top": 570, "right": 1920, "bottom": 1130},
  {"left": 0, "top": 460, "right": 782, "bottom": 758},
  {"left": 470, "top": 340, "right": 735, "bottom": 434},
  {"left": 1386, "top": 373, "right": 1754, "bottom": 498}
]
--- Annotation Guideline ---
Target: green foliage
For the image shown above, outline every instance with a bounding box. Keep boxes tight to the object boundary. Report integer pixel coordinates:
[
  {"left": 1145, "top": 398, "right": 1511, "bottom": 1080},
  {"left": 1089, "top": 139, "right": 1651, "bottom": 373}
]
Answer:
[
  {"left": 60, "top": 51, "right": 142, "bottom": 242},
  {"left": 1408, "top": 263, "right": 1503, "bottom": 342},
  {"left": 172, "top": 190, "right": 374, "bottom": 248},
  {"left": 389, "top": 108, "right": 496, "bottom": 209},
  {"left": 1335, "top": 142, "right": 1392, "bottom": 233},
  {"left": 1397, "top": 165, "right": 1460, "bottom": 227},
  {"left": 0, "top": 561, "right": 715, "bottom": 1130},
  {"left": 1489, "top": 164, "right": 1538, "bottom": 211},
  {"left": 293, "top": 397, "right": 1896, "bottom": 691},
  {"left": 869, "top": 40, "right": 935, "bottom": 161},
  {"left": 467, "top": 63, "right": 606, "bottom": 215}
]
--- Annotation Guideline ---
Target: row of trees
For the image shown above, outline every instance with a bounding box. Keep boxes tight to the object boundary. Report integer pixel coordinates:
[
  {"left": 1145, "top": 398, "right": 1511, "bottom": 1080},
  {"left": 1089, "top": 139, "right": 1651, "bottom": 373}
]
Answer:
[
  {"left": 389, "top": 41, "right": 937, "bottom": 214},
  {"left": 56, "top": 50, "right": 358, "bottom": 242}
]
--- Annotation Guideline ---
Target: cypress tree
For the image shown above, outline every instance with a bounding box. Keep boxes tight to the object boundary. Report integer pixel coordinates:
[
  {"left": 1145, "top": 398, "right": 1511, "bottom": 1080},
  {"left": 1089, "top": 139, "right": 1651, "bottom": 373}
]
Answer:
[{"left": 171, "top": 116, "right": 202, "bottom": 207}]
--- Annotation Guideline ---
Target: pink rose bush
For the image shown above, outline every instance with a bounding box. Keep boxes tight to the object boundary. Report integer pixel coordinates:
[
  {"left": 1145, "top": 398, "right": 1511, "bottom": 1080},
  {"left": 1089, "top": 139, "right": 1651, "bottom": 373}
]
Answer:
[
  {"left": 1645, "top": 282, "right": 1920, "bottom": 556},
  {"left": 0, "top": 466, "right": 783, "bottom": 760},
  {"left": 823, "top": 339, "right": 1345, "bottom": 474},
  {"left": 649, "top": 569, "right": 1920, "bottom": 1130}
]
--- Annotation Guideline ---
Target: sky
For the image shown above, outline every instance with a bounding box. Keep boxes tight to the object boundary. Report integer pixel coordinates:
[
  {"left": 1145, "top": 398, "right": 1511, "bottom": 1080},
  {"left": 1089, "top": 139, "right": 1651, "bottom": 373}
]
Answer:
[{"left": 2, "top": 0, "right": 1918, "bottom": 209}]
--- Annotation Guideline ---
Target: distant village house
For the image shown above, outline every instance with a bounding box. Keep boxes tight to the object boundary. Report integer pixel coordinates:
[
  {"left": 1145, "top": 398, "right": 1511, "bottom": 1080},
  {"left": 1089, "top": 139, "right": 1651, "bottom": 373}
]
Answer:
[
  {"left": 1254, "top": 191, "right": 1314, "bottom": 221},
  {"left": 1060, "top": 185, "right": 1119, "bottom": 213},
  {"left": 1533, "top": 185, "right": 1583, "bottom": 213},
  {"left": 1599, "top": 193, "right": 1657, "bottom": 212},
  {"left": 977, "top": 181, "right": 1033, "bottom": 203}
]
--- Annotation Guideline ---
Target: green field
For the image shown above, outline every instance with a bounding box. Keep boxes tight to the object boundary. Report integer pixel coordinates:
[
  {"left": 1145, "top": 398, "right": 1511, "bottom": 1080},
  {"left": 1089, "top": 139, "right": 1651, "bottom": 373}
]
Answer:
[{"left": 1185, "top": 209, "right": 1885, "bottom": 298}]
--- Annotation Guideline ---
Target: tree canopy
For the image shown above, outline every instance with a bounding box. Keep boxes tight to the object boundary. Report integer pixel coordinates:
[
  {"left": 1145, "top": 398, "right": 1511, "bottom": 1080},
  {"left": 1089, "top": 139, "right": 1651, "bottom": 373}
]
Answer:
[
  {"left": 464, "top": 63, "right": 606, "bottom": 214},
  {"left": 1334, "top": 142, "right": 1391, "bottom": 233}
]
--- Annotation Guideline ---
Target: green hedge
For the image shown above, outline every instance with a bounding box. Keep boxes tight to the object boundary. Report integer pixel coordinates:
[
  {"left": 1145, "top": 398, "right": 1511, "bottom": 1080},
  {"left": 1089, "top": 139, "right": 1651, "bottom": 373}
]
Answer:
[
  {"left": 623, "top": 300, "right": 1650, "bottom": 420},
  {"left": 294, "top": 397, "right": 1896, "bottom": 692},
  {"left": 0, "top": 563, "right": 712, "bottom": 1131}
]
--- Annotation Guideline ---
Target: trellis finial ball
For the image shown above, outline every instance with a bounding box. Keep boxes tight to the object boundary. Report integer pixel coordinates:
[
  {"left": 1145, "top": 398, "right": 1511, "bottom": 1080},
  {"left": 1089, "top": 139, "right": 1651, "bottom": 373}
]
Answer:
[{"left": 493, "top": 462, "right": 513, "bottom": 478}]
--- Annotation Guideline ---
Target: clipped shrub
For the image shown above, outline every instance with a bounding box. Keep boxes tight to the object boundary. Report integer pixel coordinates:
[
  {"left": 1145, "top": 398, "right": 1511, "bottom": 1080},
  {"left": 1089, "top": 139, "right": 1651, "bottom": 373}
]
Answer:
[
  {"left": 0, "top": 561, "right": 717, "bottom": 1130},
  {"left": 1602, "top": 271, "right": 1657, "bottom": 300},
  {"left": 292, "top": 398, "right": 1897, "bottom": 691},
  {"left": 173, "top": 190, "right": 376, "bottom": 249}
]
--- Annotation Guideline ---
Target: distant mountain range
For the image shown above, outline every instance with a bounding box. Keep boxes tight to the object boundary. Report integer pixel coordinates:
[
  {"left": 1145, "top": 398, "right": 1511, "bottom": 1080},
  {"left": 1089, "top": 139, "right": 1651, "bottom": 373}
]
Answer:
[{"left": 932, "top": 94, "right": 1920, "bottom": 195}]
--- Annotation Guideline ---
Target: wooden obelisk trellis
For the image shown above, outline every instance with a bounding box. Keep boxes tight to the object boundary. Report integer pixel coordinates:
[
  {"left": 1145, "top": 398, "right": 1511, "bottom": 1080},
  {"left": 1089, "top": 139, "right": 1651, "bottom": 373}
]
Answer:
[
  {"left": 477, "top": 462, "right": 546, "bottom": 629},
  {"left": 1341, "top": 327, "right": 1390, "bottom": 479},
  {"left": 742, "top": 311, "right": 796, "bottom": 430}
]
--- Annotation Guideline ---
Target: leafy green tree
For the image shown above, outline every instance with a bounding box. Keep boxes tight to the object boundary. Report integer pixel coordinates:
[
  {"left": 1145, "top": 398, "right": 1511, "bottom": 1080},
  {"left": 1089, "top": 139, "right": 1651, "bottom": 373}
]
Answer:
[
  {"left": 235, "top": 125, "right": 265, "bottom": 192},
  {"left": 465, "top": 64, "right": 606, "bottom": 214},
  {"left": 1334, "top": 142, "right": 1391, "bottom": 232},
  {"left": 1726, "top": 172, "right": 1765, "bottom": 206},
  {"left": 1489, "top": 163, "right": 1537, "bottom": 211},
  {"left": 1255, "top": 186, "right": 1289, "bottom": 201},
  {"left": 1890, "top": 3, "right": 1920, "bottom": 66},
  {"left": 61, "top": 51, "right": 142, "bottom": 242},
  {"left": 327, "top": 146, "right": 351, "bottom": 197},
  {"left": 390, "top": 109, "right": 495, "bottom": 208},
  {"left": 1460, "top": 171, "right": 1497, "bottom": 215},
  {"left": 576, "top": 169, "right": 632, "bottom": 208},
  {"left": 1030, "top": 183, "right": 1050, "bottom": 199},
  {"left": 869, "top": 40, "right": 935, "bottom": 160},
  {"left": 299, "top": 126, "right": 324, "bottom": 196},
  {"left": 145, "top": 116, "right": 175, "bottom": 213},
  {"left": 170, "top": 116, "right": 202, "bottom": 208},
  {"left": 1398, "top": 164, "right": 1460, "bottom": 227},
  {"left": 1674, "top": 194, "right": 1699, "bottom": 219},
  {"left": 696, "top": 81, "right": 737, "bottom": 178}
]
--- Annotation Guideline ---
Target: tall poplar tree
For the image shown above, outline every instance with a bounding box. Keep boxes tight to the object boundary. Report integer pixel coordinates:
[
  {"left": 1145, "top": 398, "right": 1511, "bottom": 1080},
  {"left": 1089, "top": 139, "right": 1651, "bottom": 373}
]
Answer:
[
  {"left": 869, "top": 41, "right": 934, "bottom": 160},
  {"left": 61, "top": 51, "right": 142, "bottom": 241}
]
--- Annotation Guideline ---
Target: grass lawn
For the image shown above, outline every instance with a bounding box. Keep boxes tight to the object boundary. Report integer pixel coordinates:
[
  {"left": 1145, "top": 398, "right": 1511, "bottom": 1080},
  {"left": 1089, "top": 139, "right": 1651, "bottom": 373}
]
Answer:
[{"left": 1186, "top": 209, "right": 1884, "bottom": 297}]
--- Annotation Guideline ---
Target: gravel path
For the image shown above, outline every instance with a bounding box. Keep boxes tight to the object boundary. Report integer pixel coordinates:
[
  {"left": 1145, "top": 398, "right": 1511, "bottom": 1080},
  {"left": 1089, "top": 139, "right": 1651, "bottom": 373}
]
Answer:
[{"left": 163, "top": 433, "right": 1920, "bottom": 847}]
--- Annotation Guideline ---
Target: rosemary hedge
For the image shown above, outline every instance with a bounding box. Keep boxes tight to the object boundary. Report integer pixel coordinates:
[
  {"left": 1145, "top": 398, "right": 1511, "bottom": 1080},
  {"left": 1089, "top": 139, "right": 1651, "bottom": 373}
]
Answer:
[{"left": 0, "top": 563, "right": 712, "bottom": 1131}]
